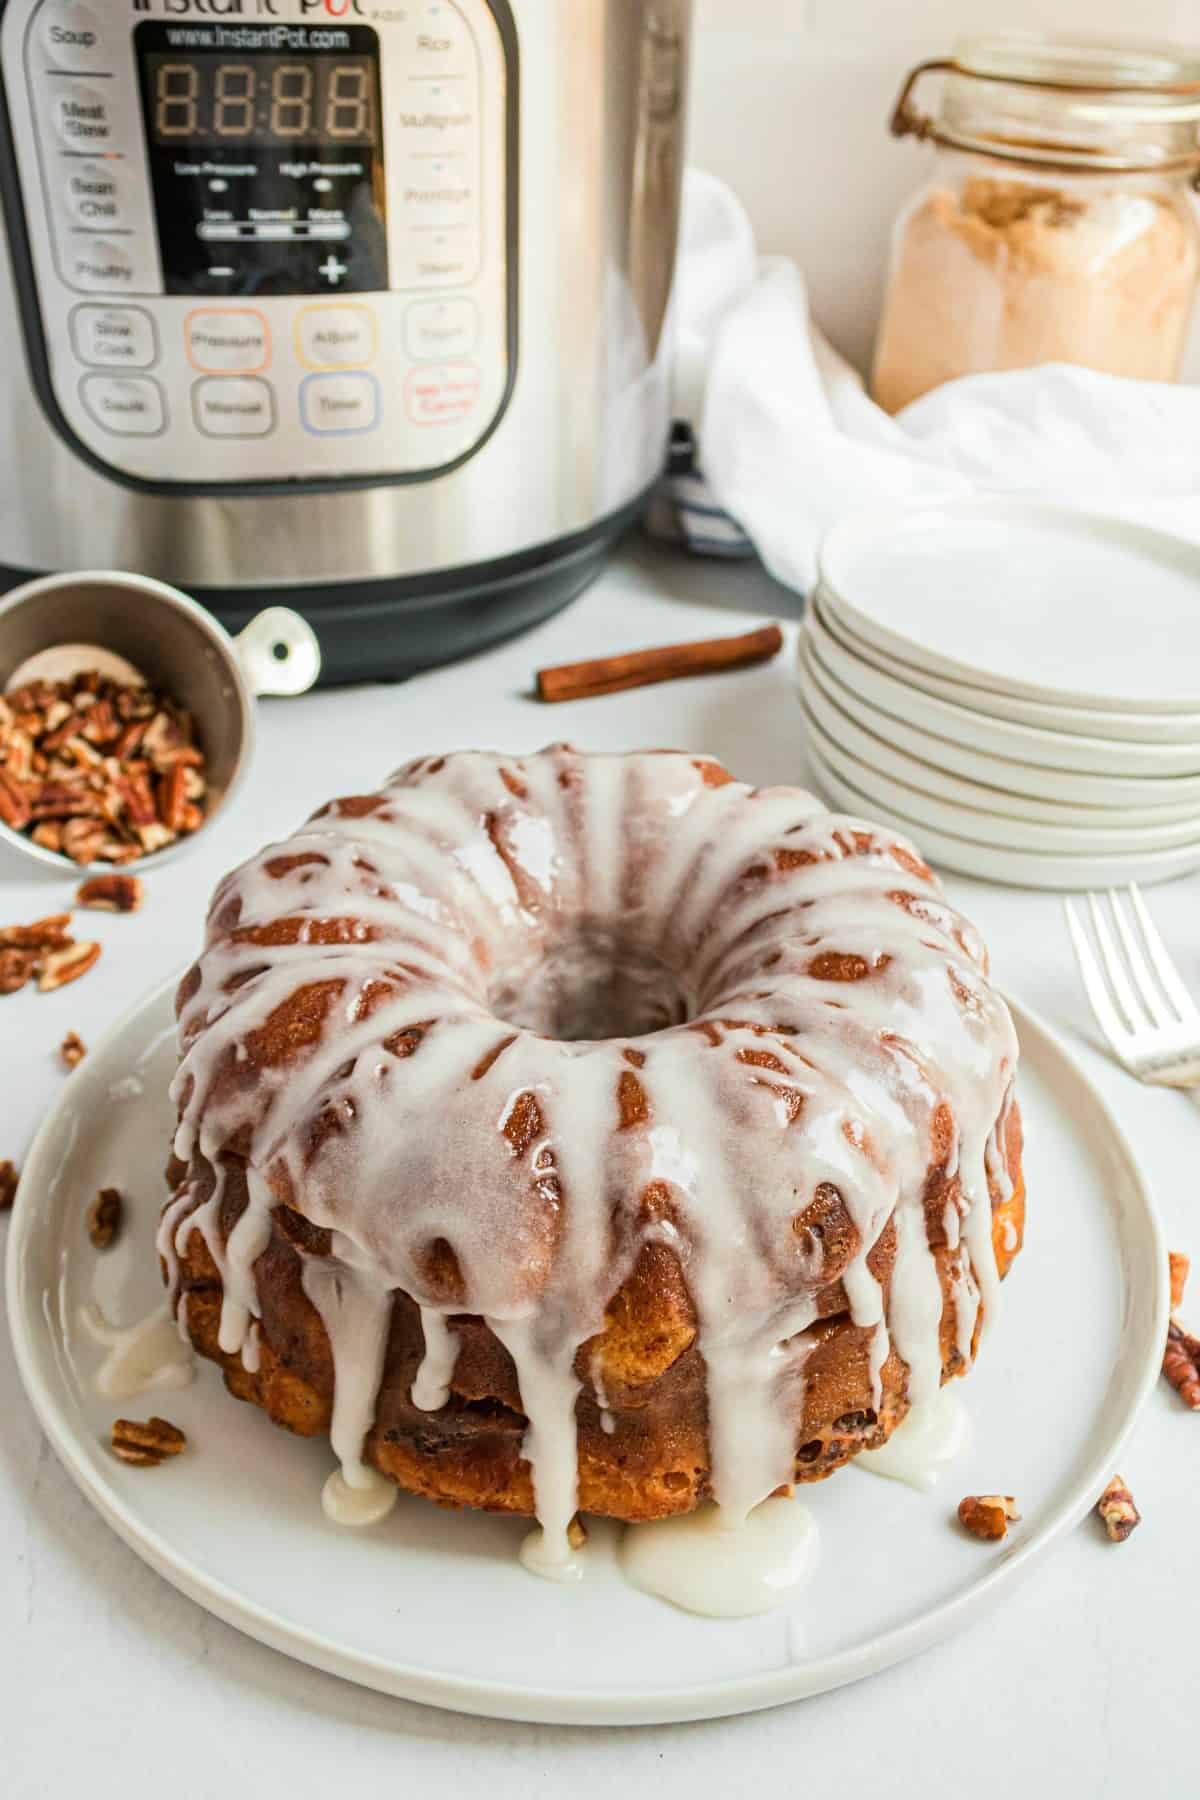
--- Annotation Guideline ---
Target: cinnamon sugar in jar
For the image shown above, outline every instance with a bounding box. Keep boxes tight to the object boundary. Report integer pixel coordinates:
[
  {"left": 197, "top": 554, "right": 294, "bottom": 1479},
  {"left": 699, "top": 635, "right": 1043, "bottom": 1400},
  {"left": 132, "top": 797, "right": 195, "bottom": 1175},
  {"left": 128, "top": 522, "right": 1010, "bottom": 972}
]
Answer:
[{"left": 871, "top": 36, "right": 1200, "bottom": 414}]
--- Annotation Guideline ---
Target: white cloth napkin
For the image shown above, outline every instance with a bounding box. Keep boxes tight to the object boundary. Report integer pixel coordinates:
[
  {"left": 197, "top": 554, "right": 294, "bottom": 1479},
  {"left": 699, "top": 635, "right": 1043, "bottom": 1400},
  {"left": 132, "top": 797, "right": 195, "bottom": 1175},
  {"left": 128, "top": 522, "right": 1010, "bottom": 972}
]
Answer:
[{"left": 677, "top": 168, "right": 1200, "bottom": 593}]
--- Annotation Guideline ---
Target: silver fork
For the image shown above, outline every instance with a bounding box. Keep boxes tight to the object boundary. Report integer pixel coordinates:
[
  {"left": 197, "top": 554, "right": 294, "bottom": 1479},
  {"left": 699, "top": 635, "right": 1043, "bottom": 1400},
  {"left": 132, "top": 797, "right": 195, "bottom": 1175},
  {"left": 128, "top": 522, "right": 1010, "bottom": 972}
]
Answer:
[{"left": 1063, "top": 885, "right": 1200, "bottom": 1088}]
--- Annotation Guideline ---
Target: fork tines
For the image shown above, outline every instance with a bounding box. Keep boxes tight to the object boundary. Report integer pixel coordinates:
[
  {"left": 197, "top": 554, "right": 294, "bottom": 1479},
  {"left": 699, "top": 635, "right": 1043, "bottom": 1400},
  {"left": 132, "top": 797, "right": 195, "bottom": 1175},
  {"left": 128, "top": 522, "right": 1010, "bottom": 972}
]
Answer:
[{"left": 1064, "top": 885, "right": 1200, "bottom": 1088}]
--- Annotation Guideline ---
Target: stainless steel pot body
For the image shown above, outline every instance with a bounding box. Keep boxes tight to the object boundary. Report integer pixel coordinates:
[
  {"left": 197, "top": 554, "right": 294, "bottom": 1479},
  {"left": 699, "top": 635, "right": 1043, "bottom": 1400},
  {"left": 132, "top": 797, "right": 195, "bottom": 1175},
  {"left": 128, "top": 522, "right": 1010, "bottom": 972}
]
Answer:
[{"left": 0, "top": 0, "right": 690, "bottom": 593}]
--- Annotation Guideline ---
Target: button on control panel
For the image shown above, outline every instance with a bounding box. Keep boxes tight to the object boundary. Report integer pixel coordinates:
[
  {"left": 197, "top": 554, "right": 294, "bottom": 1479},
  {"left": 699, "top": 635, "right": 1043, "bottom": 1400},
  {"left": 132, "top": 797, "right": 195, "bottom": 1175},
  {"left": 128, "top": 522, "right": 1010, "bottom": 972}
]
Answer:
[
  {"left": 11, "top": 0, "right": 512, "bottom": 483},
  {"left": 192, "top": 377, "right": 275, "bottom": 439},
  {"left": 79, "top": 373, "right": 165, "bottom": 435},
  {"left": 296, "top": 306, "right": 377, "bottom": 369},
  {"left": 71, "top": 304, "right": 156, "bottom": 368},
  {"left": 404, "top": 297, "right": 479, "bottom": 360},
  {"left": 301, "top": 372, "right": 380, "bottom": 435},
  {"left": 186, "top": 310, "right": 270, "bottom": 374}
]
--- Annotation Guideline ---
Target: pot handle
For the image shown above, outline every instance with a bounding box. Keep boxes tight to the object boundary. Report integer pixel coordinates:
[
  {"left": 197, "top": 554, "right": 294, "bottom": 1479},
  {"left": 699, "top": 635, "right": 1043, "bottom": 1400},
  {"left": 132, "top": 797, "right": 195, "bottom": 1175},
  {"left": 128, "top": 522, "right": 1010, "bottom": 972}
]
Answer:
[{"left": 234, "top": 607, "right": 322, "bottom": 697}]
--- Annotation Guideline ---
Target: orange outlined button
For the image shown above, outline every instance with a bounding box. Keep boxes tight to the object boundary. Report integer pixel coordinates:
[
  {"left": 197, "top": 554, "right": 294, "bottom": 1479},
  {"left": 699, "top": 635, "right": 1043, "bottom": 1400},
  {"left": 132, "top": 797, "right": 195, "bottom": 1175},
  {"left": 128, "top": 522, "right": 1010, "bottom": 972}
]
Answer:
[
  {"left": 295, "top": 304, "right": 377, "bottom": 370},
  {"left": 185, "top": 308, "right": 270, "bottom": 374}
]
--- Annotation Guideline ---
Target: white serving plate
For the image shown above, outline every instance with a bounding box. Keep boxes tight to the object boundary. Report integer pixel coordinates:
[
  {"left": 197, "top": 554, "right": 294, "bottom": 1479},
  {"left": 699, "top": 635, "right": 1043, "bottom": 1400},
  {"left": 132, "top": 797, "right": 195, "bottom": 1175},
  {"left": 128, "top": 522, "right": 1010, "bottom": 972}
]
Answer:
[
  {"left": 798, "top": 641, "right": 1200, "bottom": 811},
  {"left": 818, "top": 497, "right": 1200, "bottom": 715},
  {"left": 804, "top": 609, "right": 1200, "bottom": 776},
  {"left": 806, "top": 738, "right": 1200, "bottom": 889},
  {"left": 797, "top": 656, "right": 1200, "bottom": 828},
  {"left": 6, "top": 976, "right": 1167, "bottom": 1726},
  {"left": 814, "top": 596, "right": 1200, "bottom": 747},
  {"left": 803, "top": 712, "right": 1200, "bottom": 856}
]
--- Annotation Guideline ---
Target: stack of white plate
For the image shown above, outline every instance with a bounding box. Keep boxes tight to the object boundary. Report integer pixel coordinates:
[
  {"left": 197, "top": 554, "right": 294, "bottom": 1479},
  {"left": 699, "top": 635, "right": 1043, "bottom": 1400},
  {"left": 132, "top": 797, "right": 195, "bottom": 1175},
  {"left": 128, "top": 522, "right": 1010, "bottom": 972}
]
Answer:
[{"left": 797, "top": 498, "right": 1200, "bottom": 889}]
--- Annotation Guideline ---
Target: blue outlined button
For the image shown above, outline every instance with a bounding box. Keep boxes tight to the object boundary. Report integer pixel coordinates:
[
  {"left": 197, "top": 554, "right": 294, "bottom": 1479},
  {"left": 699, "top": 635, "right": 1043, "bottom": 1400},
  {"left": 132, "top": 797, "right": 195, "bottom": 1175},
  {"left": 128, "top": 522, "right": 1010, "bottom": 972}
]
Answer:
[{"left": 300, "top": 372, "right": 380, "bottom": 435}]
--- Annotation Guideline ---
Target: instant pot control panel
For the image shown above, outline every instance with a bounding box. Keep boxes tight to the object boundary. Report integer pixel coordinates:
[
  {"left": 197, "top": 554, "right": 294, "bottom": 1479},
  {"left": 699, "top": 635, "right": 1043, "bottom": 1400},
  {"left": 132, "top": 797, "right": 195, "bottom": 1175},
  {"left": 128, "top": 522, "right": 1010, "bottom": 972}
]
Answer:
[{"left": 0, "top": 0, "right": 515, "bottom": 490}]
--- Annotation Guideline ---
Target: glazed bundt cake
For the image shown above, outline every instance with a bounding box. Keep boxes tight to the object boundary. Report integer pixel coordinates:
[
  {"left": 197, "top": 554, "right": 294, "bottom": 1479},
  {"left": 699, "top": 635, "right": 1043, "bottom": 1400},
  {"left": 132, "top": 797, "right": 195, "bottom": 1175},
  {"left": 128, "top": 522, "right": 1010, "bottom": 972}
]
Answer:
[{"left": 160, "top": 745, "right": 1023, "bottom": 1564}]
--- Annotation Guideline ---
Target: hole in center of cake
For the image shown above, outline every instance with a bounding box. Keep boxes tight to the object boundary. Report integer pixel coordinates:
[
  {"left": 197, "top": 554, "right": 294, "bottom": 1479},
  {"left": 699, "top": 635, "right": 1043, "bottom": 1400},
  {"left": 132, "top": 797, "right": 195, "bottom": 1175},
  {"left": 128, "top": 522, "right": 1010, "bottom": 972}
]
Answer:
[{"left": 489, "top": 932, "right": 692, "bottom": 1041}]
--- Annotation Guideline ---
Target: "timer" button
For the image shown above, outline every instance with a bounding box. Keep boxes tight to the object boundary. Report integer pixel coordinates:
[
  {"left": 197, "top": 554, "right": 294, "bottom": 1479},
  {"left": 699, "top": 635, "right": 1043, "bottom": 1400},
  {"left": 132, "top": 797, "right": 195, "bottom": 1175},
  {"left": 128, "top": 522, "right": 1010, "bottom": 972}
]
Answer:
[
  {"left": 404, "top": 297, "right": 479, "bottom": 360},
  {"left": 186, "top": 308, "right": 270, "bottom": 373},
  {"left": 41, "top": 1, "right": 107, "bottom": 71},
  {"left": 79, "top": 374, "right": 165, "bottom": 436},
  {"left": 296, "top": 305, "right": 377, "bottom": 369},
  {"left": 67, "top": 240, "right": 133, "bottom": 290},
  {"left": 192, "top": 377, "right": 275, "bottom": 438},
  {"left": 71, "top": 305, "right": 156, "bottom": 369},
  {"left": 54, "top": 85, "right": 115, "bottom": 150},
  {"left": 300, "top": 372, "right": 380, "bottom": 435},
  {"left": 64, "top": 160, "right": 124, "bottom": 228}
]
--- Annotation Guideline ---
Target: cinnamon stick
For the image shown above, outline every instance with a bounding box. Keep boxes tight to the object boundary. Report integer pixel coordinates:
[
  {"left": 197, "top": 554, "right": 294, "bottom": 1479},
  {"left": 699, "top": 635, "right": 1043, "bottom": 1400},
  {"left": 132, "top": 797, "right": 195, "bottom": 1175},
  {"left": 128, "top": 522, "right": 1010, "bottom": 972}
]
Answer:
[{"left": 536, "top": 623, "right": 784, "bottom": 703}]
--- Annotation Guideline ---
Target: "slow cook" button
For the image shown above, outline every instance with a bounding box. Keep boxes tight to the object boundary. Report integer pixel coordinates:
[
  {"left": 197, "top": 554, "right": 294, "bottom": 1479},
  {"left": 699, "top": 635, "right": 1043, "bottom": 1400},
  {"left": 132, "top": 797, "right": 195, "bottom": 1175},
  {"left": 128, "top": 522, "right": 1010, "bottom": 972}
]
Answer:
[
  {"left": 186, "top": 308, "right": 270, "bottom": 372},
  {"left": 300, "top": 372, "right": 380, "bottom": 434},
  {"left": 41, "top": 1, "right": 107, "bottom": 70},
  {"left": 64, "top": 160, "right": 123, "bottom": 227},
  {"left": 71, "top": 305, "right": 155, "bottom": 368},
  {"left": 192, "top": 377, "right": 275, "bottom": 438},
  {"left": 54, "top": 86, "right": 115, "bottom": 150},
  {"left": 404, "top": 297, "right": 478, "bottom": 360},
  {"left": 79, "top": 374, "right": 165, "bottom": 435},
  {"left": 67, "top": 240, "right": 133, "bottom": 290},
  {"left": 296, "top": 305, "right": 376, "bottom": 368}
]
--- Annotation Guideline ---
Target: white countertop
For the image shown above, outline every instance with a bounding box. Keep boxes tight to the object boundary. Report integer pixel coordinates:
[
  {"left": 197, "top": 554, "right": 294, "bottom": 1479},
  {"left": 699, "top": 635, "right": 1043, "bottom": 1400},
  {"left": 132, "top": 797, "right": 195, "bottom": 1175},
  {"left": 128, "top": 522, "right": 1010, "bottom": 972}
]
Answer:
[{"left": 2, "top": 537, "right": 1194, "bottom": 1798}]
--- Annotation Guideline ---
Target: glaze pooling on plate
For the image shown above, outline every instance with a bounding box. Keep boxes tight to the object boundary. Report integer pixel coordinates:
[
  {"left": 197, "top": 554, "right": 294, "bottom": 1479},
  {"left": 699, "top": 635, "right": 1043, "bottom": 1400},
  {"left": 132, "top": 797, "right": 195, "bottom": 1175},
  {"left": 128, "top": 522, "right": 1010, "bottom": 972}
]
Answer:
[
  {"left": 157, "top": 747, "right": 1019, "bottom": 1571},
  {"left": 620, "top": 1497, "right": 820, "bottom": 1619}
]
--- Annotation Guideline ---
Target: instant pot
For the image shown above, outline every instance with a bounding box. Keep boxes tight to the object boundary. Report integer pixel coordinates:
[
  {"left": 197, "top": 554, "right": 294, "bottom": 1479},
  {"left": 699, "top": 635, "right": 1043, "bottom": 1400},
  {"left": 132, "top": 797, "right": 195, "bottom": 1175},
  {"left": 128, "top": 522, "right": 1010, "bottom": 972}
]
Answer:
[{"left": 0, "top": 0, "right": 690, "bottom": 682}]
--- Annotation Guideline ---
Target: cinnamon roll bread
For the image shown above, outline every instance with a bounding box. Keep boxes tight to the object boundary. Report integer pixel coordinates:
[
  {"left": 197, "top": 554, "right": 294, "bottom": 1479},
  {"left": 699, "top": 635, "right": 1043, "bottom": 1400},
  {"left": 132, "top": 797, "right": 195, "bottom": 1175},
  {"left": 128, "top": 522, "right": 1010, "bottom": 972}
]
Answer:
[{"left": 160, "top": 746, "right": 1023, "bottom": 1563}]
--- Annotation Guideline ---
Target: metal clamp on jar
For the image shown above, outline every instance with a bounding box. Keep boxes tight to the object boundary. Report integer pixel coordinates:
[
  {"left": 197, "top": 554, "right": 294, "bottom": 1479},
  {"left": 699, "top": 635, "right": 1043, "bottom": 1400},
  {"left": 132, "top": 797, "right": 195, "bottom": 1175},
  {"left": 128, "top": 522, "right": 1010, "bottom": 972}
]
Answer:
[{"left": 871, "top": 36, "right": 1200, "bottom": 414}]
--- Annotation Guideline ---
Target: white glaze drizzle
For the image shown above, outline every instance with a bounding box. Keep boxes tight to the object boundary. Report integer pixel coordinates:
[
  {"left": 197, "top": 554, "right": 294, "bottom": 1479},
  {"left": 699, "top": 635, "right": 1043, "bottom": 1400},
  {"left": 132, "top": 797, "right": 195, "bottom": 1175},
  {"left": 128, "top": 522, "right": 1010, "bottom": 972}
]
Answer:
[
  {"left": 620, "top": 1497, "right": 819, "bottom": 1618},
  {"left": 321, "top": 1466, "right": 398, "bottom": 1527},
  {"left": 160, "top": 747, "right": 1018, "bottom": 1549},
  {"left": 80, "top": 1302, "right": 195, "bottom": 1400},
  {"left": 411, "top": 1309, "right": 459, "bottom": 1411},
  {"left": 856, "top": 1384, "right": 971, "bottom": 1491}
]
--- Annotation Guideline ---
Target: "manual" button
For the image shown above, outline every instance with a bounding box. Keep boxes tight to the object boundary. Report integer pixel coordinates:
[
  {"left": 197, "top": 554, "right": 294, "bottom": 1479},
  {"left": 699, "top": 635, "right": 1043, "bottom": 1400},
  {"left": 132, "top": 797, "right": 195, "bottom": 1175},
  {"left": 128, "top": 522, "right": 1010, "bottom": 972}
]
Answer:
[
  {"left": 80, "top": 374, "right": 165, "bottom": 436},
  {"left": 192, "top": 377, "right": 275, "bottom": 438},
  {"left": 300, "top": 372, "right": 380, "bottom": 435}
]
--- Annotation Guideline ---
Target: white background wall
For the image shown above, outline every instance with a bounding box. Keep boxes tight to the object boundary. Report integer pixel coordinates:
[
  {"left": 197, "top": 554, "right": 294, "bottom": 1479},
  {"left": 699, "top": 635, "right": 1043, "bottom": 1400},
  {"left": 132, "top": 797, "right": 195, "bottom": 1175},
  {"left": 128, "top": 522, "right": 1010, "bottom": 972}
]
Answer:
[{"left": 687, "top": 0, "right": 1200, "bottom": 372}]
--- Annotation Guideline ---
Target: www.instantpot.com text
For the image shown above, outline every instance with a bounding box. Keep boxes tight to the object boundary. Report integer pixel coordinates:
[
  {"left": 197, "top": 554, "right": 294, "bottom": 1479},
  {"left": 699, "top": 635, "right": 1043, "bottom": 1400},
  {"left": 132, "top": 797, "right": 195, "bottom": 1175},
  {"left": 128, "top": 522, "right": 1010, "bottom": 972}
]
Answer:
[{"left": 161, "top": 24, "right": 352, "bottom": 48}]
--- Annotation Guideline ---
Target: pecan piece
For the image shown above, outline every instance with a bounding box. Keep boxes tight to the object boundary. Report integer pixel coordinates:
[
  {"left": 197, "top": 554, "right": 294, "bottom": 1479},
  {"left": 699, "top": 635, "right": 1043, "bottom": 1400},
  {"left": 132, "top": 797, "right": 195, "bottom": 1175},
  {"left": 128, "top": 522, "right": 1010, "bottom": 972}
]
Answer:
[
  {"left": 0, "top": 948, "right": 37, "bottom": 994},
  {"left": 76, "top": 872, "right": 143, "bottom": 913},
  {"left": 60, "top": 818, "right": 109, "bottom": 864},
  {"left": 0, "top": 767, "right": 33, "bottom": 829},
  {"left": 86, "top": 1186, "right": 122, "bottom": 1248},
  {"left": 1096, "top": 1475, "right": 1141, "bottom": 1543},
  {"left": 37, "top": 940, "right": 100, "bottom": 991},
  {"left": 0, "top": 913, "right": 72, "bottom": 950},
  {"left": 0, "top": 1159, "right": 18, "bottom": 1212},
  {"left": 1163, "top": 1321, "right": 1200, "bottom": 1409},
  {"left": 157, "top": 761, "right": 189, "bottom": 833},
  {"left": 110, "top": 1416, "right": 187, "bottom": 1466},
  {"left": 957, "top": 1494, "right": 1020, "bottom": 1541},
  {"left": 1169, "top": 1250, "right": 1190, "bottom": 1314},
  {"left": 59, "top": 1029, "right": 87, "bottom": 1069}
]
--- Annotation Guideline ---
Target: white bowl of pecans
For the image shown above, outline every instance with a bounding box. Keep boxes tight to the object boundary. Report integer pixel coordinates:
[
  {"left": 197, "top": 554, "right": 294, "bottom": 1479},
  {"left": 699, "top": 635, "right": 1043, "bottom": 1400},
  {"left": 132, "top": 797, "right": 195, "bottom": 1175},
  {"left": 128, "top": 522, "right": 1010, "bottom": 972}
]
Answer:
[{"left": 0, "top": 571, "right": 319, "bottom": 873}]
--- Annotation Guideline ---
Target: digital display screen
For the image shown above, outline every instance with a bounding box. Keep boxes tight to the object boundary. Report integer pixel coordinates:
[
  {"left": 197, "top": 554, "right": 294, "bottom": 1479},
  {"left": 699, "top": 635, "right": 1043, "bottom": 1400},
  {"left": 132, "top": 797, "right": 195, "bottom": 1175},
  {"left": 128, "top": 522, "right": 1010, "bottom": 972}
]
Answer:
[
  {"left": 143, "top": 54, "right": 376, "bottom": 148},
  {"left": 134, "top": 22, "right": 387, "bottom": 297}
]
